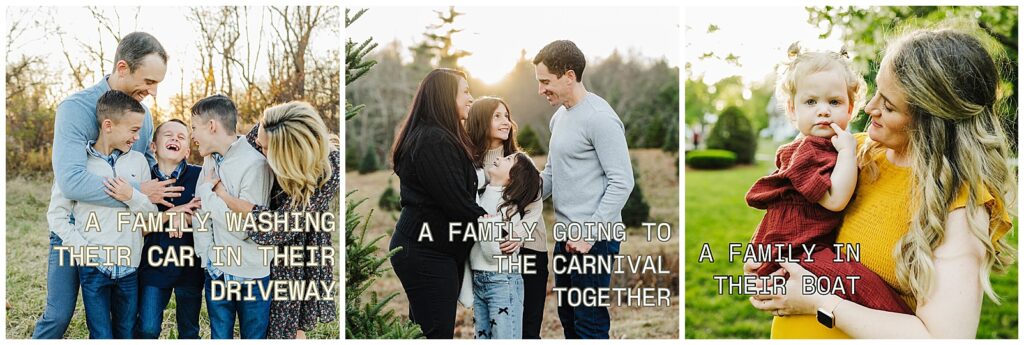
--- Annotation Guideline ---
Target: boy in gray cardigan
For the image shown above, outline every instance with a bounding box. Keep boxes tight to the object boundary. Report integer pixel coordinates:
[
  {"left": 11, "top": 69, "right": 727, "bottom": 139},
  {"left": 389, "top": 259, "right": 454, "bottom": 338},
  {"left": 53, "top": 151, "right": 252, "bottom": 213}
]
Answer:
[
  {"left": 46, "top": 90, "right": 157, "bottom": 338},
  {"left": 189, "top": 95, "right": 273, "bottom": 339}
]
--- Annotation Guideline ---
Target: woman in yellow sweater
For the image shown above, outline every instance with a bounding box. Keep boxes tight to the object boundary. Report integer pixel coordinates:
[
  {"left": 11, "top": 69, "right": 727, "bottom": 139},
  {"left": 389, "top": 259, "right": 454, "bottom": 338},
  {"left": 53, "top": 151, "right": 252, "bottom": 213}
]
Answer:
[{"left": 746, "top": 27, "right": 1015, "bottom": 338}]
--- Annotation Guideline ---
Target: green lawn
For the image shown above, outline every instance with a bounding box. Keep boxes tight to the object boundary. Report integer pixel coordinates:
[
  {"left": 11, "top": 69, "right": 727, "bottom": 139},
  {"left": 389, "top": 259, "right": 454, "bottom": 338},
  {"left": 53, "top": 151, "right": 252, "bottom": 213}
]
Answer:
[
  {"left": 5, "top": 175, "right": 341, "bottom": 339},
  {"left": 685, "top": 151, "right": 1018, "bottom": 339}
]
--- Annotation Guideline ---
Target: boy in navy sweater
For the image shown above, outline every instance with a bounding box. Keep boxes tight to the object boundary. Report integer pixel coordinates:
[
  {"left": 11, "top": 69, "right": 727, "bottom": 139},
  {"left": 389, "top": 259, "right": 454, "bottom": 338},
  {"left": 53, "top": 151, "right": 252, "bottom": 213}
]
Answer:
[{"left": 134, "top": 119, "right": 204, "bottom": 338}]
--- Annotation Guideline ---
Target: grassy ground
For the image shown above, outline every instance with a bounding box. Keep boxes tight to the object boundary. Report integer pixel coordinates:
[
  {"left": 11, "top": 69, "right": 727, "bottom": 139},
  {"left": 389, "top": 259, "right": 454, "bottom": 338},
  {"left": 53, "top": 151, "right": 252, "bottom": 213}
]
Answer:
[
  {"left": 346, "top": 149, "right": 680, "bottom": 339},
  {"left": 5, "top": 174, "right": 341, "bottom": 339},
  {"left": 684, "top": 141, "right": 1019, "bottom": 339}
]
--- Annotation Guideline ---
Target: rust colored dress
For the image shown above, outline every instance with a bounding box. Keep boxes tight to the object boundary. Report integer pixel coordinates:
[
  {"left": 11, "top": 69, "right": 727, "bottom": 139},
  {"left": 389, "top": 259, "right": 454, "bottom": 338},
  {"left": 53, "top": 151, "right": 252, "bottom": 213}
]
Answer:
[{"left": 746, "top": 135, "right": 910, "bottom": 314}]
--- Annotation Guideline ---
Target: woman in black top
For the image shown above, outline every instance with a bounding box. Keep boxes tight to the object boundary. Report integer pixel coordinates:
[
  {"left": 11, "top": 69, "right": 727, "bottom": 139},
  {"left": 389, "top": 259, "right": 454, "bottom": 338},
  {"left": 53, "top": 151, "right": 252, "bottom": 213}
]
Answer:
[{"left": 389, "top": 68, "right": 487, "bottom": 339}]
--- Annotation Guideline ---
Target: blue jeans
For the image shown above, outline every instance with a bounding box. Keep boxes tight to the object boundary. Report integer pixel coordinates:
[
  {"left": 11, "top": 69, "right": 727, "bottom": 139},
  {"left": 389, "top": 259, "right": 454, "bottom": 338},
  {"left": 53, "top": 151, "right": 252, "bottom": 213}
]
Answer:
[
  {"left": 553, "top": 241, "right": 618, "bottom": 339},
  {"left": 78, "top": 266, "right": 139, "bottom": 339},
  {"left": 472, "top": 270, "right": 524, "bottom": 339},
  {"left": 135, "top": 284, "right": 202, "bottom": 339},
  {"left": 32, "top": 232, "right": 80, "bottom": 339},
  {"left": 204, "top": 273, "right": 271, "bottom": 339}
]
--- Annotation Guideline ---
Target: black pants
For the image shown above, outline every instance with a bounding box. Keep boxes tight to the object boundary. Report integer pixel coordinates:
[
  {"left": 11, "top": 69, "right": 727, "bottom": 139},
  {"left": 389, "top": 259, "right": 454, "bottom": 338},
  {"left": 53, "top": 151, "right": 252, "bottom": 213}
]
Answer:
[
  {"left": 389, "top": 230, "right": 464, "bottom": 339},
  {"left": 520, "top": 248, "right": 549, "bottom": 339}
]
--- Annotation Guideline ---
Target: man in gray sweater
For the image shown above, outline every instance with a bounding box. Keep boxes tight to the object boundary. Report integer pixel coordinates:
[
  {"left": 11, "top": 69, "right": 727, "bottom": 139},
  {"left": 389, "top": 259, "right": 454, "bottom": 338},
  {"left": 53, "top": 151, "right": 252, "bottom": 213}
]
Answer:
[{"left": 533, "top": 40, "right": 634, "bottom": 339}]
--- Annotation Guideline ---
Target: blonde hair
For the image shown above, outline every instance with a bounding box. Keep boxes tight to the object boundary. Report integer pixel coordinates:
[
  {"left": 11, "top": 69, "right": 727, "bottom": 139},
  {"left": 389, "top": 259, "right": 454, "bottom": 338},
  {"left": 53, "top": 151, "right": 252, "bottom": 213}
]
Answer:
[
  {"left": 858, "top": 27, "right": 1016, "bottom": 304},
  {"left": 261, "top": 101, "right": 337, "bottom": 209},
  {"left": 776, "top": 42, "right": 867, "bottom": 118}
]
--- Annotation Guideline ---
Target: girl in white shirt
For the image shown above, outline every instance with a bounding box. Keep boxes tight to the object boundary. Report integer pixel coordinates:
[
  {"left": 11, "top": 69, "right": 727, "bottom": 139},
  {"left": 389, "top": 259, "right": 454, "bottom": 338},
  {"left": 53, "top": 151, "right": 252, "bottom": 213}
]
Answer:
[{"left": 468, "top": 152, "right": 542, "bottom": 339}]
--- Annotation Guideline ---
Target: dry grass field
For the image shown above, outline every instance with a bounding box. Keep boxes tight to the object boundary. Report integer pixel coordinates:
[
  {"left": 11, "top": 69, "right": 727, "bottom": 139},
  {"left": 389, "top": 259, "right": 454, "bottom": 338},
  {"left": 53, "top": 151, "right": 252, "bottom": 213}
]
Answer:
[{"left": 346, "top": 149, "right": 680, "bottom": 339}]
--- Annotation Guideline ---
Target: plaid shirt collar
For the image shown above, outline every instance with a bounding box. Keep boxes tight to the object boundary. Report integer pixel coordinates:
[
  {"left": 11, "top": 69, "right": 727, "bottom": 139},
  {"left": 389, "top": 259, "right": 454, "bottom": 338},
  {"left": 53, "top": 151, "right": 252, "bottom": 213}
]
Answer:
[
  {"left": 86, "top": 140, "right": 124, "bottom": 167},
  {"left": 152, "top": 160, "right": 186, "bottom": 181},
  {"left": 211, "top": 152, "right": 225, "bottom": 168}
]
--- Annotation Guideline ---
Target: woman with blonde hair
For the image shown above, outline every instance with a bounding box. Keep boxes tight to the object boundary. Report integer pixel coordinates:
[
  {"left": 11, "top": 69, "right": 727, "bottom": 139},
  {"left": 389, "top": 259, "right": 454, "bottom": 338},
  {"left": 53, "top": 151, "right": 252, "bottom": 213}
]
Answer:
[
  {"left": 213, "top": 101, "right": 339, "bottom": 339},
  {"left": 747, "top": 27, "right": 1015, "bottom": 338}
]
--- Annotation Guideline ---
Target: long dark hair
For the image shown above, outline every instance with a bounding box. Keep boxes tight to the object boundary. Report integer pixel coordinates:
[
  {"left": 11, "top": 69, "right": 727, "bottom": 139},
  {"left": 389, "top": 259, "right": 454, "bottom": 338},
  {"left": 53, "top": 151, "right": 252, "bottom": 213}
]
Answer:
[
  {"left": 498, "top": 152, "right": 542, "bottom": 221},
  {"left": 390, "top": 68, "right": 475, "bottom": 172},
  {"left": 466, "top": 97, "right": 520, "bottom": 167}
]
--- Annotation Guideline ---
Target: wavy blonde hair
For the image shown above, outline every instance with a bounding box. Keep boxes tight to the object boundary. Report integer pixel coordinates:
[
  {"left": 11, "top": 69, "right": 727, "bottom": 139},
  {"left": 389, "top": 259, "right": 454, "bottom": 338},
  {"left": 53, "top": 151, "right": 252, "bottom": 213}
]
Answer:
[
  {"left": 858, "top": 27, "right": 1016, "bottom": 304},
  {"left": 261, "top": 101, "right": 336, "bottom": 209},
  {"left": 776, "top": 42, "right": 867, "bottom": 119}
]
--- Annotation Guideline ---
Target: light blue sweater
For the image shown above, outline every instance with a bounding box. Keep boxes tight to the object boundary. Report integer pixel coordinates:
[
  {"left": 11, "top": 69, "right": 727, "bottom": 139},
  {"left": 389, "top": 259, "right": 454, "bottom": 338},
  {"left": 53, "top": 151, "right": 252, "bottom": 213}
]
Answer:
[
  {"left": 52, "top": 76, "right": 155, "bottom": 208},
  {"left": 540, "top": 92, "right": 635, "bottom": 243}
]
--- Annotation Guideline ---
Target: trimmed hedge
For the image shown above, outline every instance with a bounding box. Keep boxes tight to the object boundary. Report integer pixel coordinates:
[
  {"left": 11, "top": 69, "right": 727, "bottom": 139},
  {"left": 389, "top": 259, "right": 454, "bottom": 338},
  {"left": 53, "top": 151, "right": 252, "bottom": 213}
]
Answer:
[
  {"left": 685, "top": 149, "right": 737, "bottom": 170},
  {"left": 706, "top": 106, "right": 757, "bottom": 164}
]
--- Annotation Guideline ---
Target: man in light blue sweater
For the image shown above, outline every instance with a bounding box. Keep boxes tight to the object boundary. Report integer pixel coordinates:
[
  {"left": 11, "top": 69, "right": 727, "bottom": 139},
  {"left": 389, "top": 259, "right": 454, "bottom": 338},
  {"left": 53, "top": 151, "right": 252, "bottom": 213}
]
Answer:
[
  {"left": 34, "top": 32, "right": 184, "bottom": 339},
  {"left": 533, "top": 40, "right": 635, "bottom": 339}
]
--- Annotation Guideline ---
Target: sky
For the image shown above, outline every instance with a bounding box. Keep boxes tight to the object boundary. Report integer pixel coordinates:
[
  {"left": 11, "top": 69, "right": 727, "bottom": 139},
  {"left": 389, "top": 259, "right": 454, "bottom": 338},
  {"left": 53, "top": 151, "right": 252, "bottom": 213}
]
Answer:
[
  {"left": 6, "top": 6, "right": 338, "bottom": 110},
  {"left": 686, "top": 7, "right": 845, "bottom": 87},
  {"left": 346, "top": 7, "right": 680, "bottom": 84}
]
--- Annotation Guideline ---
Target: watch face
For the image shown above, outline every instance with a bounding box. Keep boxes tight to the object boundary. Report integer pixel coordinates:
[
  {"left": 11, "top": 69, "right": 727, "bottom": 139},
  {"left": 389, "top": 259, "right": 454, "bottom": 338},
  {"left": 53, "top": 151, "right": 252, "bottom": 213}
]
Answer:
[{"left": 817, "top": 308, "right": 834, "bottom": 328}]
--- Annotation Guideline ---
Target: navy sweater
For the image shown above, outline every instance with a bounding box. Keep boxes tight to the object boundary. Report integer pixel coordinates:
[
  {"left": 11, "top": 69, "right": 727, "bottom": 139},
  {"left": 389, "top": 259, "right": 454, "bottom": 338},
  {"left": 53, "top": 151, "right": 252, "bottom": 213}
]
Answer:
[{"left": 137, "top": 163, "right": 205, "bottom": 289}]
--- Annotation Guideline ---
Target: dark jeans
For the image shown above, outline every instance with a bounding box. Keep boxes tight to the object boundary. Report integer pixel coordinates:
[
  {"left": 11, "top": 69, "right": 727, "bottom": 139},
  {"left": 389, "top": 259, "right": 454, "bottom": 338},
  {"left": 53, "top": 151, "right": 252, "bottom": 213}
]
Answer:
[
  {"left": 520, "top": 248, "right": 549, "bottom": 339},
  {"left": 79, "top": 266, "right": 138, "bottom": 339},
  {"left": 389, "top": 230, "right": 463, "bottom": 339},
  {"left": 553, "top": 241, "right": 618, "bottom": 339},
  {"left": 204, "top": 273, "right": 271, "bottom": 339},
  {"left": 32, "top": 232, "right": 79, "bottom": 339},
  {"left": 135, "top": 284, "right": 203, "bottom": 339}
]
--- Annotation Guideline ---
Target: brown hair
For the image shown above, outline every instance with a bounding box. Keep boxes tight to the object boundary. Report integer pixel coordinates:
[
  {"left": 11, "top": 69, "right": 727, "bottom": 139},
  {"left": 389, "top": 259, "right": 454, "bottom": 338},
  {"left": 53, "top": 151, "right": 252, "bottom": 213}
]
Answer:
[
  {"left": 390, "top": 68, "right": 475, "bottom": 172},
  {"left": 466, "top": 97, "right": 520, "bottom": 167},
  {"left": 498, "top": 152, "right": 542, "bottom": 221},
  {"left": 533, "top": 40, "right": 586, "bottom": 82}
]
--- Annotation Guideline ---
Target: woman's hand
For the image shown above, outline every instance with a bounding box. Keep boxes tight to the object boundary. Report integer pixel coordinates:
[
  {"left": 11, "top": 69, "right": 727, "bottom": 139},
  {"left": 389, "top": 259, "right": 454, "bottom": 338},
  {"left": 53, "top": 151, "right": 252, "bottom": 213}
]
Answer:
[
  {"left": 749, "top": 261, "right": 834, "bottom": 317},
  {"left": 104, "top": 177, "right": 134, "bottom": 202}
]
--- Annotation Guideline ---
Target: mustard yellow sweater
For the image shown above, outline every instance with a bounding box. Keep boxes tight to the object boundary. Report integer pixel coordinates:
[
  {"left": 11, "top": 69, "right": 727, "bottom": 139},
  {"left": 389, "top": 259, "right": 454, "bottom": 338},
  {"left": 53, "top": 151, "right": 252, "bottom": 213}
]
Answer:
[{"left": 771, "top": 133, "right": 1012, "bottom": 338}]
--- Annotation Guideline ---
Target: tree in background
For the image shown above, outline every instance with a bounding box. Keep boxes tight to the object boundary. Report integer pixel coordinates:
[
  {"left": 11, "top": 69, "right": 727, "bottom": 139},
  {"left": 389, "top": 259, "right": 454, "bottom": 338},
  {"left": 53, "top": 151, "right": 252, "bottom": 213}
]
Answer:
[
  {"left": 378, "top": 178, "right": 401, "bottom": 212},
  {"left": 517, "top": 125, "right": 546, "bottom": 155},
  {"left": 358, "top": 146, "right": 381, "bottom": 174},
  {"left": 347, "top": 33, "right": 681, "bottom": 169},
  {"left": 806, "top": 6, "right": 1017, "bottom": 150},
  {"left": 5, "top": 6, "right": 341, "bottom": 175},
  {"left": 344, "top": 8, "right": 422, "bottom": 339},
  {"left": 706, "top": 106, "right": 757, "bottom": 165},
  {"left": 417, "top": 6, "right": 471, "bottom": 70},
  {"left": 621, "top": 159, "right": 650, "bottom": 227},
  {"left": 6, "top": 8, "right": 60, "bottom": 174}
]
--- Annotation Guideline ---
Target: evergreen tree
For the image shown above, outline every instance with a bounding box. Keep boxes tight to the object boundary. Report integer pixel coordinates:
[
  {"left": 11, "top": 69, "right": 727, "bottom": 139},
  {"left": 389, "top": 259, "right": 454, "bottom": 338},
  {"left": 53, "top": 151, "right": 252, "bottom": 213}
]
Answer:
[
  {"left": 621, "top": 159, "right": 650, "bottom": 227},
  {"left": 358, "top": 146, "right": 380, "bottom": 174},
  {"left": 345, "top": 8, "right": 422, "bottom": 339},
  {"left": 345, "top": 194, "right": 421, "bottom": 338},
  {"left": 517, "top": 125, "right": 546, "bottom": 155},
  {"left": 416, "top": 6, "right": 471, "bottom": 69},
  {"left": 378, "top": 178, "right": 401, "bottom": 212},
  {"left": 345, "top": 8, "right": 377, "bottom": 121},
  {"left": 345, "top": 146, "right": 360, "bottom": 172}
]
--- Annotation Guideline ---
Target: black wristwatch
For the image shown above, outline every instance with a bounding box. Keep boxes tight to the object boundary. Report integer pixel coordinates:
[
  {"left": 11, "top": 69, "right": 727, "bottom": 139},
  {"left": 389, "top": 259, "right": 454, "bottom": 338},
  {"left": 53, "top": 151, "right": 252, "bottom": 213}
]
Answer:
[{"left": 816, "top": 307, "right": 835, "bottom": 328}]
